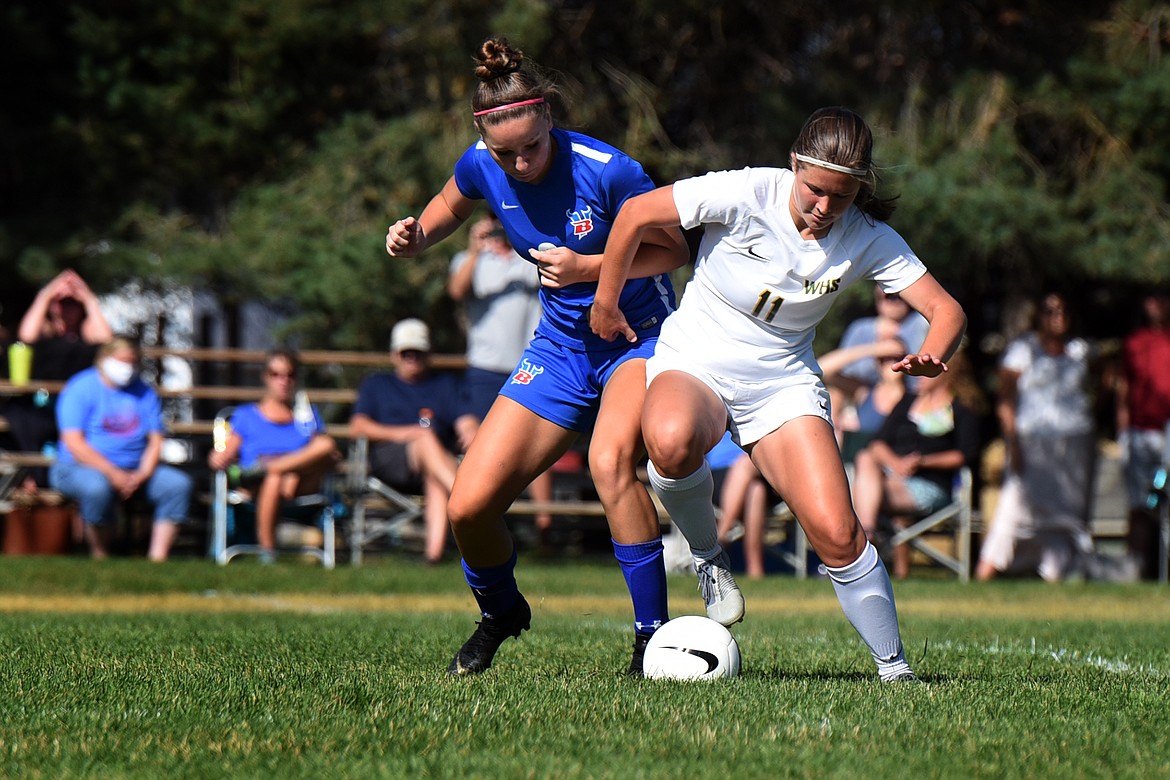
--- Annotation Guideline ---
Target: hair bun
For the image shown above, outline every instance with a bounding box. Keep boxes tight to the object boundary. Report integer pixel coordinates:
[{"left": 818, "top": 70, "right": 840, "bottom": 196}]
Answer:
[{"left": 475, "top": 36, "right": 524, "bottom": 81}]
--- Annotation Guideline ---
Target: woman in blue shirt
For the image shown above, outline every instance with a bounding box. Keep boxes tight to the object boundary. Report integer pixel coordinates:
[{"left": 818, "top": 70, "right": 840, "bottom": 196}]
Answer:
[
  {"left": 51, "top": 336, "right": 193, "bottom": 561},
  {"left": 385, "top": 37, "right": 688, "bottom": 676},
  {"left": 207, "top": 349, "right": 338, "bottom": 562}
]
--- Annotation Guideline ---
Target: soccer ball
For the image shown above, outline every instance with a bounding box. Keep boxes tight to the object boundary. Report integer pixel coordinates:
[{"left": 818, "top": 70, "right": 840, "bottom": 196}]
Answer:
[{"left": 642, "top": 615, "right": 741, "bottom": 680}]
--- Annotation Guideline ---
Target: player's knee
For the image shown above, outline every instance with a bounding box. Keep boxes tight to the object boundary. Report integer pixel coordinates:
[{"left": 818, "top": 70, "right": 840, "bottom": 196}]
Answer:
[
  {"left": 587, "top": 441, "right": 637, "bottom": 490},
  {"left": 644, "top": 431, "right": 703, "bottom": 477},
  {"left": 813, "top": 519, "right": 867, "bottom": 564},
  {"left": 446, "top": 491, "right": 474, "bottom": 531}
]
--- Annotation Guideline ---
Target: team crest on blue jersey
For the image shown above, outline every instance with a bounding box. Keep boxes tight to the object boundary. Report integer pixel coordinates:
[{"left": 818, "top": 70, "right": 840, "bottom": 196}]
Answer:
[
  {"left": 511, "top": 359, "right": 545, "bottom": 385},
  {"left": 566, "top": 206, "right": 595, "bottom": 239}
]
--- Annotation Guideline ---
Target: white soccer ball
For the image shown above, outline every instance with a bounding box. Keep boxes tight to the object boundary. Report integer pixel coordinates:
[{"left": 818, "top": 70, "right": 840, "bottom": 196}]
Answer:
[{"left": 642, "top": 615, "right": 741, "bottom": 680}]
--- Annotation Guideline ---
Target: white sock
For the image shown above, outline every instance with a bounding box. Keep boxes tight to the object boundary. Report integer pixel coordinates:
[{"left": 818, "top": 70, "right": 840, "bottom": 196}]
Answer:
[
  {"left": 825, "top": 542, "right": 912, "bottom": 681},
  {"left": 646, "top": 460, "right": 721, "bottom": 563}
]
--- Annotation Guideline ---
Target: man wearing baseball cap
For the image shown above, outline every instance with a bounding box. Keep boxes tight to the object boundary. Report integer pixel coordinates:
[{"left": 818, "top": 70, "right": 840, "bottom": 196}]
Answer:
[{"left": 350, "top": 319, "right": 479, "bottom": 563}]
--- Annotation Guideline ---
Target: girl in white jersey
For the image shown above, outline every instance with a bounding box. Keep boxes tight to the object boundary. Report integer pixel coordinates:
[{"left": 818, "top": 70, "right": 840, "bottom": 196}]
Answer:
[{"left": 592, "top": 107, "right": 967, "bottom": 682}]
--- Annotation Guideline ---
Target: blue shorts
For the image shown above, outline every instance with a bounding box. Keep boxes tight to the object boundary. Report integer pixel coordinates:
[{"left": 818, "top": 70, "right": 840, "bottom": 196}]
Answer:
[{"left": 499, "top": 334, "right": 657, "bottom": 433}]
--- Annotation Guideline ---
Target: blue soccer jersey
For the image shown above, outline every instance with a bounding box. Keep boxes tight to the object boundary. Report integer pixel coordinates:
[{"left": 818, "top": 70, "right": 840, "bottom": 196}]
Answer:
[{"left": 453, "top": 127, "right": 676, "bottom": 352}]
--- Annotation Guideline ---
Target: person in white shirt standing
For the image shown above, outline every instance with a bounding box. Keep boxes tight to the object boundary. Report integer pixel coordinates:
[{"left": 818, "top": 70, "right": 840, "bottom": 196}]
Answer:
[
  {"left": 976, "top": 292, "right": 1096, "bottom": 582},
  {"left": 592, "top": 106, "right": 966, "bottom": 682}
]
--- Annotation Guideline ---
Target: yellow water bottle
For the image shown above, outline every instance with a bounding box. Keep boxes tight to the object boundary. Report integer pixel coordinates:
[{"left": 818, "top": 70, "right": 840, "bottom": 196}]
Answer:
[{"left": 213, "top": 416, "right": 231, "bottom": 453}]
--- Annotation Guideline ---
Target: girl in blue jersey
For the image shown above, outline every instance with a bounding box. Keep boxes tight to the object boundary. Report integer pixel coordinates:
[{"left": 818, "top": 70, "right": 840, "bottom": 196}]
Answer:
[
  {"left": 384, "top": 37, "right": 688, "bottom": 676},
  {"left": 593, "top": 107, "right": 967, "bottom": 682}
]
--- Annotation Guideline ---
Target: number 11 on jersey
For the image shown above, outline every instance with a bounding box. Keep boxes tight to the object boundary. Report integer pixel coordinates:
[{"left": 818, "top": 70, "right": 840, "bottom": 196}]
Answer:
[{"left": 752, "top": 290, "right": 784, "bottom": 323}]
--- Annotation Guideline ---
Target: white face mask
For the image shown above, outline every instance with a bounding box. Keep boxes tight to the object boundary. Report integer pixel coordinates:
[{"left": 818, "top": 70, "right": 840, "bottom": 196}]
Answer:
[{"left": 101, "top": 357, "right": 137, "bottom": 387}]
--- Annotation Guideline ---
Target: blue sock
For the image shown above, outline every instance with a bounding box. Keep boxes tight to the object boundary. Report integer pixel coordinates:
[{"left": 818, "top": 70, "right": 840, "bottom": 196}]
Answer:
[
  {"left": 612, "top": 538, "right": 669, "bottom": 635},
  {"left": 462, "top": 550, "right": 520, "bottom": 619}
]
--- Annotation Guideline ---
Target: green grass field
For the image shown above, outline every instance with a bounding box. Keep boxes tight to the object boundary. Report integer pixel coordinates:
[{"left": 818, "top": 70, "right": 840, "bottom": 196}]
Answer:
[{"left": 2, "top": 554, "right": 1168, "bottom": 779}]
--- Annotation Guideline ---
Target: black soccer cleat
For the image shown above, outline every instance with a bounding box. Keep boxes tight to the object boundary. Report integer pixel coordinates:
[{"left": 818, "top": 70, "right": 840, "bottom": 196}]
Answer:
[
  {"left": 626, "top": 631, "right": 653, "bottom": 678},
  {"left": 447, "top": 594, "right": 531, "bottom": 676}
]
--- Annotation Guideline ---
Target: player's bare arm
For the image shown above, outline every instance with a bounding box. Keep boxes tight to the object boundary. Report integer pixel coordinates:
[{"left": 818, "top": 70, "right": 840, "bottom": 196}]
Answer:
[
  {"left": 892, "top": 272, "right": 967, "bottom": 377},
  {"left": 591, "top": 186, "right": 682, "bottom": 341},
  {"left": 386, "top": 177, "right": 477, "bottom": 257}
]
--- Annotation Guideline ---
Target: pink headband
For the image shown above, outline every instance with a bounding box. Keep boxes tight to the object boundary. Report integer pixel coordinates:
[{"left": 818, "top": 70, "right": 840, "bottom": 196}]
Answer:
[{"left": 473, "top": 97, "right": 546, "bottom": 117}]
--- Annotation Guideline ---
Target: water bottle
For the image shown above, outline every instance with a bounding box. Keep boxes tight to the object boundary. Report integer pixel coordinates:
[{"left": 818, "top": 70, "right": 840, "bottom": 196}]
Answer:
[
  {"left": 294, "top": 390, "right": 314, "bottom": 435},
  {"left": 1147, "top": 467, "right": 1167, "bottom": 510},
  {"left": 212, "top": 416, "right": 231, "bottom": 453}
]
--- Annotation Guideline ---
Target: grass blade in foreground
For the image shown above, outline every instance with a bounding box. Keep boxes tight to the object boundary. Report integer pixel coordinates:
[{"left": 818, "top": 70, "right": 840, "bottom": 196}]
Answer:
[{"left": 1, "top": 557, "right": 1167, "bottom": 778}]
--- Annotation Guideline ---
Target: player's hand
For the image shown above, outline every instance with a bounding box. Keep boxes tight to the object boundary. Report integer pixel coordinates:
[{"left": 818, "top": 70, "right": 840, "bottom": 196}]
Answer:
[
  {"left": 529, "top": 245, "right": 589, "bottom": 288},
  {"left": 892, "top": 353, "right": 947, "bottom": 377},
  {"left": 385, "top": 217, "right": 426, "bottom": 257},
  {"left": 590, "top": 300, "right": 636, "bottom": 343}
]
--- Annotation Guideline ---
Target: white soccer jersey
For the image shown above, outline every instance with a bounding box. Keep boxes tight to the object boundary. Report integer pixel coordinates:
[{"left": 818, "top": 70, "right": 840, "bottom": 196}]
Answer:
[{"left": 662, "top": 167, "right": 927, "bottom": 380}]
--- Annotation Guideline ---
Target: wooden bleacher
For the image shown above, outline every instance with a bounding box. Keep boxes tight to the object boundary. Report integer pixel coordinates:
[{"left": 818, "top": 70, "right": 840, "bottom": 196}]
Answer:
[{"left": 4, "top": 347, "right": 1159, "bottom": 575}]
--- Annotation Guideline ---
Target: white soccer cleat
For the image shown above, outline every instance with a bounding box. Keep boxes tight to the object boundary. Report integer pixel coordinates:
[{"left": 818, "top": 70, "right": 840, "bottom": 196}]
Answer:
[{"left": 696, "top": 550, "right": 745, "bottom": 626}]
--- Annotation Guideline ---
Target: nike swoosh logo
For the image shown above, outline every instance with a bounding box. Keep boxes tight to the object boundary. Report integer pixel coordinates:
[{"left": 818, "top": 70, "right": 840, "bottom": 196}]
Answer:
[
  {"left": 746, "top": 246, "right": 767, "bottom": 261},
  {"left": 664, "top": 646, "right": 720, "bottom": 674},
  {"left": 501, "top": 202, "right": 520, "bottom": 210}
]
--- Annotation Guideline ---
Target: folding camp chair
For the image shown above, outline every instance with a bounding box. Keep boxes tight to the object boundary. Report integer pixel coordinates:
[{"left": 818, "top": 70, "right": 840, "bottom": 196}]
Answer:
[
  {"left": 345, "top": 436, "right": 424, "bottom": 565},
  {"left": 887, "top": 466, "right": 974, "bottom": 581},
  {"left": 207, "top": 407, "right": 337, "bottom": 568}
]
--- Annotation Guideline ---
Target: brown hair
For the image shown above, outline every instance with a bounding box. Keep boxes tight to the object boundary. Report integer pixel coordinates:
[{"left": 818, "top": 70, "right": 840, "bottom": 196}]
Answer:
[
  {"left": 470, "top": 37, "right": 559, "bottom": 132},
  {"left": 265, "top": 347, "right": 300, "bottom": 377},
  {"left": 790, "top": 107, "right": 897, "bottom": 223},
  {"left": 95, "top": 334, "right": 141, "bottom": 364}
]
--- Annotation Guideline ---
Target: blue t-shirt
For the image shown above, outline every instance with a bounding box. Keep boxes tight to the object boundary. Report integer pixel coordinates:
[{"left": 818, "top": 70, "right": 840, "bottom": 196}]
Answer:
[
  {"left": 453, "top": 126, "right": 676, "bottom": 352},
  {"left": 55, "top": 367, "right": 164, "bottom": 469},
  {"left": 230, "top": 402, "right": 326, "bottom": 469},
  {"left": 352, "top": 371, "right": 474, "bottom": 453}
]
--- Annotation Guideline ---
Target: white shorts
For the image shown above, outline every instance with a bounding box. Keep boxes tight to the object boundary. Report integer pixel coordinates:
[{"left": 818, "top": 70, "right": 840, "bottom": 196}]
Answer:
[{"left": 647, "top": 338, "right": 832, "bottom": 447}]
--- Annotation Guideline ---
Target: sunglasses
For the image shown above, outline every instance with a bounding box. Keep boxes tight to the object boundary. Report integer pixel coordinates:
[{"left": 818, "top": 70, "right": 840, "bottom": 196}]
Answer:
[{"left": 398, "top": 350, "right": 427, "bottom": 361}]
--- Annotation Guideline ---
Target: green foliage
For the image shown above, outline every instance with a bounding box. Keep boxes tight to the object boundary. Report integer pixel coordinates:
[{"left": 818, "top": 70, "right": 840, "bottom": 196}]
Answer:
[{"left": 3, "top": 2, "right": 1170, "bottom": 345}]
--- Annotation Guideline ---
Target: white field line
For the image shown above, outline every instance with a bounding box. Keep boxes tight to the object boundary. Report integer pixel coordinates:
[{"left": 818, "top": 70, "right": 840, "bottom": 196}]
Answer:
[{"left": 925, "top": 636, "right": 1169, "bottom": 679}]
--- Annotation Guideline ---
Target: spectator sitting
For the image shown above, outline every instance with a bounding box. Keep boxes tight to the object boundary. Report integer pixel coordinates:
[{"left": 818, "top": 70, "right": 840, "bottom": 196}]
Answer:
[
  {"left": 821, "top": 336, "right": 909, "bottom": 463},
  {"left": 207, "top": 348, "right": 339, "bottom": 564},
  {"left": 49, "top": 336, "right": 192, "bottom": 561},
  {"left": 851, "top": 348, "right": 982, "bottom": 579},
  {"left": 349, "top": 319, "right": 479, "bottom": 564},
  {"left": 830, "top": 285, "right": 928, "bottom": 440},
  {"left": 3, "top": 269, "right": 113, "bottom": 488}
]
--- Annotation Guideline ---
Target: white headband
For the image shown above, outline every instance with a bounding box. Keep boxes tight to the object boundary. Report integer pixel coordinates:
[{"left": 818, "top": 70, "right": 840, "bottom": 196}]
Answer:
[{"left": 792, "top": 152, "right": 868, "bottom": 178}]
